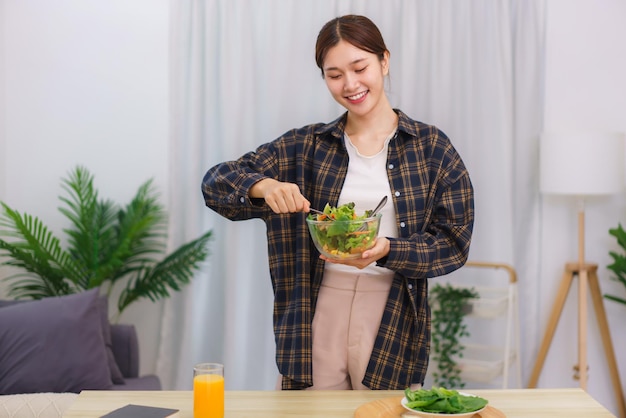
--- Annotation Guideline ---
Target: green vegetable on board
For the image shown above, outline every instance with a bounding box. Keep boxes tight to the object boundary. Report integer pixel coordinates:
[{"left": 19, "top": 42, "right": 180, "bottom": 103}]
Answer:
[{"left": 404, "top": 387, "right": 488, "bottom": 414}]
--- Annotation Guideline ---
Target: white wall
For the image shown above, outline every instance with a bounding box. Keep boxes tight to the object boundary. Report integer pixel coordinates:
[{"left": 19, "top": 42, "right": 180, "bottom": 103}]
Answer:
[
  {"left": 540, "top": 0, "right": 626, "bottom": 415},
  {"left": 0, "top": 0, "right": 170, "bottom": 375}
]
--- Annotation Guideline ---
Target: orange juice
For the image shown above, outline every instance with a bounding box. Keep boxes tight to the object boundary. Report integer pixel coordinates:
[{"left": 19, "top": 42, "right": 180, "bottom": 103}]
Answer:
[{"left": 193, "top": 374, "right": 224, "bottom": 418}]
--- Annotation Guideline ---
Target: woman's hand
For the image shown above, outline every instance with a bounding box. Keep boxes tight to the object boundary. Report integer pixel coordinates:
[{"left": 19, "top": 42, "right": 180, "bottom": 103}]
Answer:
[
  {"left": 320, "top": 237, "right": 390, "bottom": 269},
  {"left": 250, "top": 178, "right": 311, "bottom": 214}
]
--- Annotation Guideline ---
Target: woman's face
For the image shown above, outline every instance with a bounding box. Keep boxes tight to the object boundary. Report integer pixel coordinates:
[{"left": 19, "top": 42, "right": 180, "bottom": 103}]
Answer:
[{"left": 322, "top": 40, "right": 389, "bottom": 117}]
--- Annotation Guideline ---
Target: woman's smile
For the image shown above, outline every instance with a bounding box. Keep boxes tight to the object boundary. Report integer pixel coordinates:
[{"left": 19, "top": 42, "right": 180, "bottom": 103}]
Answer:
[{"left": 346, "top": 90, "right": 369, "bottom": 104}]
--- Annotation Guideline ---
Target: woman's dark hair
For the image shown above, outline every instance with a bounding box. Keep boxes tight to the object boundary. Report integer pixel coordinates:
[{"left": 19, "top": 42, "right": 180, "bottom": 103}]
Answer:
[{"left": 315, "top": 15, "right": 389, "bottom": 76}]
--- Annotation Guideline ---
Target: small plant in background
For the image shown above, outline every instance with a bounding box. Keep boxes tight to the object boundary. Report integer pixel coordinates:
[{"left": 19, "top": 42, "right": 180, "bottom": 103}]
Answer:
[
  {"left": 0, "top": 165, "right": 212, "bottom": 319},
  {"left": 429, "top": 283, "right": 479, "bottom": 389},
  {"left": 606, "top": 224, "right": 626, "bottom": 306}
]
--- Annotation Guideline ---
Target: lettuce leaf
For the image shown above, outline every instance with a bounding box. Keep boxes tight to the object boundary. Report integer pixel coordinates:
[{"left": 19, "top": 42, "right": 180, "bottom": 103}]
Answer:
[{"left": 404, "top": 387, "right": 488, "bottom": 414}]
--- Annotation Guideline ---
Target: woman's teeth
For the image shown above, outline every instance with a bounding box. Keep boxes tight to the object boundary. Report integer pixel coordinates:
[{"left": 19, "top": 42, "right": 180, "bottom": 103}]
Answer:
[{"left": 348, "top": 91, "right": 367, "bottom": 100}]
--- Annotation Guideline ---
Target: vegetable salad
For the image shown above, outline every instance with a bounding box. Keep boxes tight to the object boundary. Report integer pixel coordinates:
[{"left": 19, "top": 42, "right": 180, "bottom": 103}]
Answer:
[{"left": 306, "top": 202, "right": 380, "bottom": 259}]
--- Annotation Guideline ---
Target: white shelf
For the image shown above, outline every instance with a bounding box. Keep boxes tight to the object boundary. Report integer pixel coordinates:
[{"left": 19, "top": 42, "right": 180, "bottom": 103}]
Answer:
[
  {"left": 429, "top": 261, "right": 522, "bottom": 388},
  {"left": 449, "top": 285, "right": 510, "bottom": 318},
  {"left": 454, "top": 344, "right": 518, "bottom": 383},
  {"left": 469, "top": 287, "right": 510, "bottom": 318}
]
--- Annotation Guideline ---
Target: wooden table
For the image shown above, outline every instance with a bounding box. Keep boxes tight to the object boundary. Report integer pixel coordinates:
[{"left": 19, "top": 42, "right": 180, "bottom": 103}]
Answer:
[{"left": 62, "top": 388, "right": 616, "bottom": 417}]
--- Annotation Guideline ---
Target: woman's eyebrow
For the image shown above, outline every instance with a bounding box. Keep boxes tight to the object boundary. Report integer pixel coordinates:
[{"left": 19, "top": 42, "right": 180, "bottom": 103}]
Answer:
[{"left": 324, "top": 57, "right": 368, "bottom": 73}]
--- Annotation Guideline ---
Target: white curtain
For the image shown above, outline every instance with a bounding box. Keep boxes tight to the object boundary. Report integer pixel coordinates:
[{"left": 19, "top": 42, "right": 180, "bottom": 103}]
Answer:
[{"left": 159, "top": 0, "right": 545, "bottom": 390}]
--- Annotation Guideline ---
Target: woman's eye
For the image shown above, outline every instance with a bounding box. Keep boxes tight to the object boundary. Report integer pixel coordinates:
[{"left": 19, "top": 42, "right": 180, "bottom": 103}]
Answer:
[
  {"left": 355, "top": 66, "right": 367, "bottom": 73},
  {"left": 328, "top": 74, "right": 341, "bottom": 80}
]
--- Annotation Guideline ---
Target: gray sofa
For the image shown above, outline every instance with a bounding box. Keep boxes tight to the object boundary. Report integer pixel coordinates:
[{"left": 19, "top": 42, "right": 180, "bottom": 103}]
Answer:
[
  {"left": 108, "top": 324, "right": 161, "bottom": 390},
  {"left": 0, "top": 324, "right": 160, "bottom": 418},
  {"left": 0, "top": 289, "right": 161, "bottom": 395}
]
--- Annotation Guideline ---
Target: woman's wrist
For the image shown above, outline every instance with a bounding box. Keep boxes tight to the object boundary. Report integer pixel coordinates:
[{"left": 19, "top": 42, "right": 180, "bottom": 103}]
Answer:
[{"left": 249, "top": 178, "right": 274, "bottom": 198}]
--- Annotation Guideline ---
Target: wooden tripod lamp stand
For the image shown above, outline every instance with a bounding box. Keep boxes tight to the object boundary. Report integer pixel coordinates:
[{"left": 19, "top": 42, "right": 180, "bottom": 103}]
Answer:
[{"left": 529, "top": 131, "right": 626, "bottom": 418}]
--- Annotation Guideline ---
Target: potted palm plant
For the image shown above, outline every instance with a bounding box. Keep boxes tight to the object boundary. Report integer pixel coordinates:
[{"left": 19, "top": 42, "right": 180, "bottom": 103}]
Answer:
[{"left": 0, "top": 165, "right": 212, "bottom": 318}]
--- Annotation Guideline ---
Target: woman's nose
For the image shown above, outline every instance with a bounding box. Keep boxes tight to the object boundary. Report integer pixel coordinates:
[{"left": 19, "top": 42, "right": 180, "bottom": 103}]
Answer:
[{"left": 343, "top": 74, "right": 359, "bottom": 91}]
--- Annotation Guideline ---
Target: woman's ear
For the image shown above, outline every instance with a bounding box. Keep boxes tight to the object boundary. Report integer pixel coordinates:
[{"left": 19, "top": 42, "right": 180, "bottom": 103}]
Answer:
[{"left": 381, "top": 50, "right": 390, "bottom": 76}]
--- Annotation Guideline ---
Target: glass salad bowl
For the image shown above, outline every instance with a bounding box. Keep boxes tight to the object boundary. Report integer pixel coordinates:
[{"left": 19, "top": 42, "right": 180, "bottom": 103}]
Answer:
[{"left": 306, "top": 202, "right": 382, "bottom": 260}]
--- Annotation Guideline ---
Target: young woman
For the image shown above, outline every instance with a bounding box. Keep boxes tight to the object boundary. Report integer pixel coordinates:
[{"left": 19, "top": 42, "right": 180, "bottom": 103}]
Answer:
[{"left": 202, "top": 14, "right": 474, "bottom": 390}]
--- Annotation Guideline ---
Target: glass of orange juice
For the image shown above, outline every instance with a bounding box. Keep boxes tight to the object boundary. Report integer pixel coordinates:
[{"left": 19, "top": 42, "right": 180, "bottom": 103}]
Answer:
[{"left": 193, "top": 363, "right": 224, "bottom": 418}]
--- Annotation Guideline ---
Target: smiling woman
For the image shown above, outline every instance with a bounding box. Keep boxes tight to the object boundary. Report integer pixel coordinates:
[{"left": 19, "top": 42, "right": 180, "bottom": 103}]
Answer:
[
  {"left": 202, "top": 14, "right": 475, "bottom": 391},
  {"left": 317, "top": 20, "right": 395, "bottom": 154}
]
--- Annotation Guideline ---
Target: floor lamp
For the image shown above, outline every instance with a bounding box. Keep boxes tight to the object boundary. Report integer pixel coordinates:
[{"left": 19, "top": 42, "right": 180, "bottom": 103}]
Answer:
[{"left": 528, "top": 131, "right": 626, "bottom": 418}]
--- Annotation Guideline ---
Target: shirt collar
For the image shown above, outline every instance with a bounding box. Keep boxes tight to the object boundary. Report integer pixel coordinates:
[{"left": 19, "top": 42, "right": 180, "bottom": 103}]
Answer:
[{"left": 314, "top": 109, "right": 418, "bottom": 140}]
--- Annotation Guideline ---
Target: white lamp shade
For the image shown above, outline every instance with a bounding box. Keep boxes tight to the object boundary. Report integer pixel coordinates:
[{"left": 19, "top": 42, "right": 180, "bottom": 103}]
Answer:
[{"left": 540, "top": 131, "right": 625, "bottom": 196}]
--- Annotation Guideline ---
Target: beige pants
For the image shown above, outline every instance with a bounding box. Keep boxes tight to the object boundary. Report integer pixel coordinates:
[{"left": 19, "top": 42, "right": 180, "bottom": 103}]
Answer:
[
  {"left": 276, "top": 269, "right": 394, "bottom": 390},
  {"left": 275, "top": 269, "right": 424, "bottom": 390},
  {"left": 311, "top": 269, "right": 395, "bottom": 390}
]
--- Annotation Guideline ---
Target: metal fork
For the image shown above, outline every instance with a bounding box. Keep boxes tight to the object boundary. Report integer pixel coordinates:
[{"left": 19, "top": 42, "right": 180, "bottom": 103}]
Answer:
[
  {"left": 309, "top": 208, "right": 326, "bottom": 216},
  {"left": 309, "top": 196, "right": 387, "bottom": 224},
  {"left": 366, "top": 196, "right": 388, "bottom": 218},
  {"left": 357, "top": 196, "right": 387, "bottom": 231}
]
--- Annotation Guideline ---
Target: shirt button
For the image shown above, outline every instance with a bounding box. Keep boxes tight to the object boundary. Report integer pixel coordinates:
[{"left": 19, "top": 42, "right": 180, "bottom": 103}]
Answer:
[
  {"left": 394, "top": 191, "right": 401, "bottom": 197},
  {"left": 408, "top": 284, "right": 413, "bottom": 290},
  {"left": 388, "top": 163, "right": 394, "bottom": 170},
  {"left": 400, "top": 222, "right": 406, "bottom": 228},
  {"left": 239, "top": 196, "right": 245, "bottom": 203}
]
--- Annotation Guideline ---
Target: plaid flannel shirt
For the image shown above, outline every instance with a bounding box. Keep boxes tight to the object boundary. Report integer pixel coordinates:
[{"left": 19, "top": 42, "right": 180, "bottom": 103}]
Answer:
[{"left": 202, "top": 109, "right": 474, "bottom": 389}]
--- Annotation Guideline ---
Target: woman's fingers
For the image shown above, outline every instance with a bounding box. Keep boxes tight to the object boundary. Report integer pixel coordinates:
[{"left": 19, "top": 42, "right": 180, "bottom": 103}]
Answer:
[{"left": 264, "top": 181, "right": 309, "bottom": 213}]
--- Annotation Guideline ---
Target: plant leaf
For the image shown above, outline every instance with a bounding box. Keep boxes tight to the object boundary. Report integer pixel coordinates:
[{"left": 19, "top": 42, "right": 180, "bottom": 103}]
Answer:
[
  {"left": 0, "top": 203, "right": 81, "bottom": 298},
  {"left": 117, "top": 230, "right": 213, "bottom": 314},
  {"left": 59, "top": 166, "right": 119, "bottom": 289},
  {"left": 0, "top": 165, "right": 213, "bottom": 317},
  {"left": 429, "top": 282, "right": 478, "bottom": 388},
  {"left": 606, "top": 224, "right": 626, "bottom": 307}
]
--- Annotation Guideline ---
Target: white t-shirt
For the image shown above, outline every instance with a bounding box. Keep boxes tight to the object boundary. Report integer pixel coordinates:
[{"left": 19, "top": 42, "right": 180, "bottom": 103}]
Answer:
[{"left": 324, "top": 131, "right": 399, "bottom": 276}]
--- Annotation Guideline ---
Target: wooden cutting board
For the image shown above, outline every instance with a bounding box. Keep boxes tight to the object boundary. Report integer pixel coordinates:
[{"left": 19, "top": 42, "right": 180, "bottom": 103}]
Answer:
[{"left": 354, "top": 396, "right": 506, "bottom": 418}]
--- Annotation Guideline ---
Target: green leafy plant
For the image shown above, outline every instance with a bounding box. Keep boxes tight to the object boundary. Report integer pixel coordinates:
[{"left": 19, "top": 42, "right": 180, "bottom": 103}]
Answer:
[
  {"left": 429, "top": 283, "right": 478, "bottom": 389},
  {"left": 0, "top": 166, "right": 212, "bottom": 318},
  {"left": 606, "top": 223, "right": 626, "bottom": 306}
]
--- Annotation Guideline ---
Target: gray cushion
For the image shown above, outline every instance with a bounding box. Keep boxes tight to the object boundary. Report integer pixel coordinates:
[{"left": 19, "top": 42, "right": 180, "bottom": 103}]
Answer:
[
  {"left": 0, "top": 300, "right": 26, "bottom": 309},
  {"left": 96, "top": 297, "right": 125, "bottom": 384},
  {"left": 0, "top": 295, "right": 125, "bottom": 385},
  {"left": 0, "top": 288, "right": 113, "bottom": 394}
]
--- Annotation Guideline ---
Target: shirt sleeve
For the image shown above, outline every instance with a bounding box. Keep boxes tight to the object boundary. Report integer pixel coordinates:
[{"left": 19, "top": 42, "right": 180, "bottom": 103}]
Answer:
[
  {"left": 201, "top": 141, "right": 281, "bottom": 221},
  {"left": 377, "top": 132, "right": 475, "bottom": 280}
]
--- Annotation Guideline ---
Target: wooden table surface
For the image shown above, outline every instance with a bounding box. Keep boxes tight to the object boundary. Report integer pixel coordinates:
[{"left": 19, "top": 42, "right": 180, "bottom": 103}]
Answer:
[{"left": 62, "top": 388, "right": 616, "bottom": 418}]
